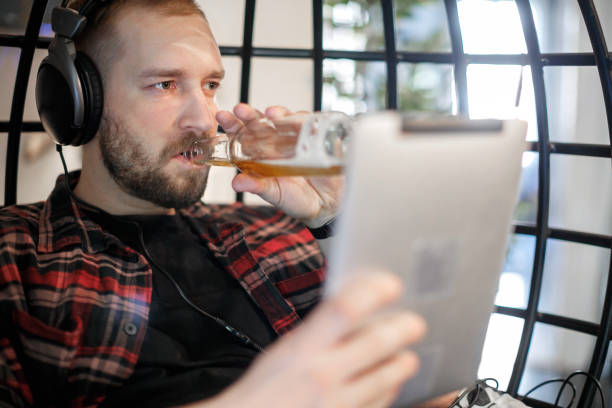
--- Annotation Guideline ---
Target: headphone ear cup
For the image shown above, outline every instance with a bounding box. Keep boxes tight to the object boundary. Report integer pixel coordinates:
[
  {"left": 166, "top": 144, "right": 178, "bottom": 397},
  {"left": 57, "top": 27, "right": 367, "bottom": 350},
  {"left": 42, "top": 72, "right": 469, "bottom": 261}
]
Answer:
[
  {"left": 36, "top": 52, "right": 104, "bottom": 147},
  {"left": 73, "top": 52, "right": 104, "bottom": 146},
  {"left": 36, "top": 58, "right": 78, "bottom": 146}
]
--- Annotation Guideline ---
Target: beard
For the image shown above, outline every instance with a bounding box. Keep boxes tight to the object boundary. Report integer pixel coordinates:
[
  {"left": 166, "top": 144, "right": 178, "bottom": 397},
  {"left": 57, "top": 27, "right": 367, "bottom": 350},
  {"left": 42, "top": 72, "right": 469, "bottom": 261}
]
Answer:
[{"left": 98, "top": 113, "right": 210, "bottom": 209}]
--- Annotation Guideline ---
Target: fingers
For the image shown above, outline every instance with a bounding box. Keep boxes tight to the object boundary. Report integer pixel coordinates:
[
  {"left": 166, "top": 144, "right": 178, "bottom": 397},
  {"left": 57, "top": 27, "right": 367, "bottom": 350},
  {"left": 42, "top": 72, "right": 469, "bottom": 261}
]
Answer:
[
  {"left": 348, "top": 351, "right": 420, "bottom": 408},
  {"left": 216, "top": 110, "right": 244, "bottom": 135},
  {"left": 297, "top": 271, "right": 405, "bottom": 348},
  {"left": 234, "top": 103, "right": 264, "bottom": 122},
  {"left": 216, "top": 104, "right": 264, "bottom": 134},
  {"left": 265, "top": 105, "right": 292, "bottom": 119},
  {"left": 333, "top": 311, "right": 426, "bottom": 382}
]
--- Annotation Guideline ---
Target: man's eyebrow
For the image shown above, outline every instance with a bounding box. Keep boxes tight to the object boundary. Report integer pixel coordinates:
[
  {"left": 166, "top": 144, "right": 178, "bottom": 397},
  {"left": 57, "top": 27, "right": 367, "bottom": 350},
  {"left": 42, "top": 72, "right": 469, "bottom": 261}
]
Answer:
[
  {"left": 214, "top": 69, "right": 226, "bottom": 79},
  {"left": 138, "top": 68, "right": 226, "bottom": 79},
  {"left": 139, "top": 68, "right": 185, "bottom": 78}
]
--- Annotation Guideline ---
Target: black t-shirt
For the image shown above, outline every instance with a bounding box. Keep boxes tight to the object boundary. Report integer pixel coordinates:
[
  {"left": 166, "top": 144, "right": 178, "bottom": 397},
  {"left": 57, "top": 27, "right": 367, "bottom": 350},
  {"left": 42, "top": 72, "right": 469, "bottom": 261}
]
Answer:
[{"left": 89, "top": 210, "right": 278, "bottom": 407}]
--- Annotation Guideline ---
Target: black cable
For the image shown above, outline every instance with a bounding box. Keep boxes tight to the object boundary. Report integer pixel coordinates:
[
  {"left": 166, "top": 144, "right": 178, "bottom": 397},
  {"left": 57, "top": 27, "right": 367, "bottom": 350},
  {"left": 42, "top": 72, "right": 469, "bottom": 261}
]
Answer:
[
  {"left": 134, "top": 225, "right": 266, "bottom": 354},
  {"left": 482, "top": 377, "right": 500, "bottom": 390},
  {"left": 57, "top": 144, "right": 75, "bottom": 197},
  {"left": 522, "top": 378, "right": 576, "bottom": 408},
  {"left": 56, "top": 145, "right": 266, "bottom": 354},
  {"left": 554, "top": 371, "right": 606, "bottom": 408}
]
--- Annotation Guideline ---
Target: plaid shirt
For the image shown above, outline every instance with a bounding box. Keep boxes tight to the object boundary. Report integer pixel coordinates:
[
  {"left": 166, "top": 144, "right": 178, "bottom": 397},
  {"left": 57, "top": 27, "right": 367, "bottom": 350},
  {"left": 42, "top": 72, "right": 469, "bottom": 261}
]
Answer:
[{"left": 0, "top": 173, "right": 326, "bottom": 407}]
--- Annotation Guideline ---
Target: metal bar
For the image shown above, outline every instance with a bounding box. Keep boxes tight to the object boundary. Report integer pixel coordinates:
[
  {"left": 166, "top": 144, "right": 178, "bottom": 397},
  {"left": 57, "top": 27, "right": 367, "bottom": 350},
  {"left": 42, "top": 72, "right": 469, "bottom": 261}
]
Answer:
[
  {"left": 0, "top": 35, "right": 51, "bottom": 49},
  {"left": 0, "top": 122, "right": 45, "bottom": 133},
  {"left": 236, "top": 0, "right": 256, "bottom": 203},
  {"left": 5, "top": 0, "right": 49, "bottom": 206},
  {"left": 322, "top": 50, "right": 387, "bottom": 61},
  {"left": 580, "top": 261, "right": 612, "bottom": 406},
  {"left": 494, "top": 306, "right": 527, "bottom": 319},
  {"left": 313, "top": 0, "right": 323, "bottom": 111},
  {"left": 525, "top": 141, "right": 611, "bottom": 158},
  {"left": 252, "top": 47, "right": 313, "bottom": 59},
  {"left": 541, "top": 53, "right": 596, "bottom": 66},
  {"left": 513, "top": 223, "right": 611, "bottom": 249},
  {"left": 577, "top": 4, "right": 612, "bottom": 403},
  {"left": 538, "top": 312, "right": 600, "bottom": 336},
  {"left": 577, "top": 1, "right": 612, "bottom": 147},
  {"left": 397, "top": 52, "right": 454, "bottom": 64},
  {"left": 466, "top": 54, "right": 529, "bottom": 65},
  {"left": 381, "top": 0, "right": 397, "bottom": 109},
  {"left": 508, "top": 0, "right": 551, "bottom": 394},
  {"left": 443, "top": 0, "right": 468, "bottom": 115},
  {"left": 0, "top": 34, "right": 25, "bottom": 48},
  {"left": 467, "top": 53, "right": 596, "bottom": 66},
  {"left": 513, "top": 223, "right": 538, "bottom": 236},
  {"left": 219, "top": 46, "right": 241, "bottom": 57},
  {"left": 548, "top": 228, "right": 611, "bottom": 249},
  {"left": 240, "top": 0, "right": 255, "bottom": 104},
  {"left": 226, "top": 49, "right": 599, "bottom": 67}
]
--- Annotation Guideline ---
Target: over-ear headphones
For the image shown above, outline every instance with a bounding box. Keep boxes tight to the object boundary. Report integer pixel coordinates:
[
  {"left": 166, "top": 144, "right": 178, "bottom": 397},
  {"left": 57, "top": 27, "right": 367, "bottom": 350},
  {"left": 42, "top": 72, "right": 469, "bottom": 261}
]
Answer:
[{"left": 35, "top": 0, "right": 111, "bottom": 147}]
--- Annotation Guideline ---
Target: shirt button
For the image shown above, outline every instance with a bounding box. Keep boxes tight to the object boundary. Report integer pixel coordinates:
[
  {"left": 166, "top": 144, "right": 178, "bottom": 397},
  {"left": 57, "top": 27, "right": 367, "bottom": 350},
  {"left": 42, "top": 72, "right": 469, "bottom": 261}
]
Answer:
[{"left": 124, "top": 322, "right": 138, "bottom": 336}]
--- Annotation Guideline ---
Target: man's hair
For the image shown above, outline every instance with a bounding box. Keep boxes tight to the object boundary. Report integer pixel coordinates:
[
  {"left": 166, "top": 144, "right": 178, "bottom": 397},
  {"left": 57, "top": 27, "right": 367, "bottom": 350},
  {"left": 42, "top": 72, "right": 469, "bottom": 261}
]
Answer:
[{"left": 66, "top": 0, "right": 208, "bottom": 78}]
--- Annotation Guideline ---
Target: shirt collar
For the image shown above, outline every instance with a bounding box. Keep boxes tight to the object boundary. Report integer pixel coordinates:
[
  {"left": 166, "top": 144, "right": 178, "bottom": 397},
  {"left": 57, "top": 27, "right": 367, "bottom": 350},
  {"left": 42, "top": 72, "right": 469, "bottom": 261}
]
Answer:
[
  {"left": 36, "top": 171, "right": 236, "bottom": 255},
  {"left": 37, "top": 171, "right": 110, "bottom": 254}
]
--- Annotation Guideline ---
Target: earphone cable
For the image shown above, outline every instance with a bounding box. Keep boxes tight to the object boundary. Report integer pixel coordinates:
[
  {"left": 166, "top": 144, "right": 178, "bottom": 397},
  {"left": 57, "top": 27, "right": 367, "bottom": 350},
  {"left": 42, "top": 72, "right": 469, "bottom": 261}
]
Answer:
[
  {"left": 56, "top": 144, "right": 266, "bottom": 354},
  {"left": 553, "top": 371, "right": 606, "bottom": 408},
  {"left": 523, "top": 378, "right": 576, "bottom": 408},
  {"left": 134, "top": 223, "right": 266, "bottom": 354}
]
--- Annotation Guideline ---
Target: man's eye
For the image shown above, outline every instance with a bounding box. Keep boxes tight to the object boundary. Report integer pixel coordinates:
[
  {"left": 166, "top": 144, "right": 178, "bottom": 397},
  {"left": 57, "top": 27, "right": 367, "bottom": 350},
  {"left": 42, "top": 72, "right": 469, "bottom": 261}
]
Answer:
[
  {"left": 204, "top": 81, "right": 220, "bottom": 91},
  {"left": 153, "top": 81, "right": 176, "bottom": 90}
]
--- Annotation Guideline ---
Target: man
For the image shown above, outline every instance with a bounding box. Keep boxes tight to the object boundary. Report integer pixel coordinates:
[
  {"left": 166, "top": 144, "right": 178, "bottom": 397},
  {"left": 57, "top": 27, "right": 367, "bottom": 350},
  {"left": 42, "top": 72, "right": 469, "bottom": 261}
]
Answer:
[{"left": 0, "top": 1, "right": 430, "bottom": 406}]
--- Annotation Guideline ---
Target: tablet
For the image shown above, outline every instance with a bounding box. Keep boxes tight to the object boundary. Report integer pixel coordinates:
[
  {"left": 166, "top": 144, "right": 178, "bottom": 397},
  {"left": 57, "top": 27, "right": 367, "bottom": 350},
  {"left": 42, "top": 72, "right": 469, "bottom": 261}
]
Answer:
[{"left": 325, "top": 112, "right": 527, "bottom": 407}]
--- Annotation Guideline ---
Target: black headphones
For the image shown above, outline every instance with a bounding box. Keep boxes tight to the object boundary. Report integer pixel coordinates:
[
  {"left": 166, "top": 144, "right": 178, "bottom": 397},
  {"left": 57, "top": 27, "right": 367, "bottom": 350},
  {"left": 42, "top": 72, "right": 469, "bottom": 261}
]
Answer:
[{"left": 35, "top": 0, "right": 111, "bottom": 147}]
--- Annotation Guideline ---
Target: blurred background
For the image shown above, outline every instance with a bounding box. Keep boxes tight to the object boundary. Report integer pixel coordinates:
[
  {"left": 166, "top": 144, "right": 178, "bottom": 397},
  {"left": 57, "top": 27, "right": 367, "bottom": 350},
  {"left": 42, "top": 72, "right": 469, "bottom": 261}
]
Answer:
[{"left": 1, "top": 0, "right": 611, "bottom": 405}]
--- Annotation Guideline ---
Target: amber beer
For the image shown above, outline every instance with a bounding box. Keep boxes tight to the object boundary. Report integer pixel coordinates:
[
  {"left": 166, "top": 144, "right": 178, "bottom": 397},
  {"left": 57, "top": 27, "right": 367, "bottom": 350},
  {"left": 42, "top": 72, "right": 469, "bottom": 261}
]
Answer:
[
  {"left": 189, "top": 111, "right": 351, "bottom": 177},
  {"left": 234, "top": 160, "right": 343, "bottom": 177},
  {"left": 197, "top": 158, "right": 343, "bottom": 177}
]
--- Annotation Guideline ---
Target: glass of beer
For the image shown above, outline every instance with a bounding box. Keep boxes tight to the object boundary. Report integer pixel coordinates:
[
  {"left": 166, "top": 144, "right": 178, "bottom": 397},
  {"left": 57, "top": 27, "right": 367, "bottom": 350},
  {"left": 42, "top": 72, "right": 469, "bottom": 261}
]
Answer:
[{"left": 187, "top": 111, "right": 351, "bottom": 177}]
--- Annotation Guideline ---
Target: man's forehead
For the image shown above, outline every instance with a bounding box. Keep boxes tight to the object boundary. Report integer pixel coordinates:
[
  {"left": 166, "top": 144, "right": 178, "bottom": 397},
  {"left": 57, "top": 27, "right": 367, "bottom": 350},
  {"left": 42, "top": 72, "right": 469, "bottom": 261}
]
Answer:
[
  {"left": 114, "top": 6, "right": 216, "bottom": 49},
  {"left": 114, "top": 7, "right": 222, "bottom": 74}
]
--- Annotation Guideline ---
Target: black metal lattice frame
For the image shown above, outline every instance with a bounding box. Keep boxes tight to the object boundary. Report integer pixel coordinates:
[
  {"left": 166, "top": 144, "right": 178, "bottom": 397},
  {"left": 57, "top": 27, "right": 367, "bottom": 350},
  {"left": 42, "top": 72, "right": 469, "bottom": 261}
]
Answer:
[{"left": 1, "top": 1, "right": 611, "bottom": 407}]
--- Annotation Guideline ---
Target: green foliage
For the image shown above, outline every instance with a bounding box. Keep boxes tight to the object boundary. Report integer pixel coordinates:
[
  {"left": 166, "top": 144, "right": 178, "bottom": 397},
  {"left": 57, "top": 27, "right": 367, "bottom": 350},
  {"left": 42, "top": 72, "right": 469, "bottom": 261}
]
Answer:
[{"left": 324, "top": 0, "right": 449, "bottom": 112}]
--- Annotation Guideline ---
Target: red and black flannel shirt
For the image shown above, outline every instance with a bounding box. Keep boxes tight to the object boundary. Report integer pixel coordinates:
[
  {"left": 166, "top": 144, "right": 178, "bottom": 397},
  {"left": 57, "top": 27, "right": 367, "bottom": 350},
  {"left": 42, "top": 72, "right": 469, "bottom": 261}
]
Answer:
[{"left": 0, "top": 173, "right": 326, "bottom": 407}]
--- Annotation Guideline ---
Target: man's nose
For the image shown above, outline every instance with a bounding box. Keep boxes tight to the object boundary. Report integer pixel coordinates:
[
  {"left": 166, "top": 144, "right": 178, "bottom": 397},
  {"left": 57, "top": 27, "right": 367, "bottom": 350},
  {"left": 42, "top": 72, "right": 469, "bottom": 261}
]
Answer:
[{"left": 178, "top": 88, "right": 216, "bottom": 134}]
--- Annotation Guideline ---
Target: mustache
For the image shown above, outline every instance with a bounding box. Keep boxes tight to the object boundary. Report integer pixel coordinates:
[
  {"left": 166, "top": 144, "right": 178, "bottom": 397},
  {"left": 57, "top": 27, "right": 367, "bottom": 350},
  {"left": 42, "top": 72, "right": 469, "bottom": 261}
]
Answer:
[{"left": 159, "top": 132, "right": 211, "bottom": 161}]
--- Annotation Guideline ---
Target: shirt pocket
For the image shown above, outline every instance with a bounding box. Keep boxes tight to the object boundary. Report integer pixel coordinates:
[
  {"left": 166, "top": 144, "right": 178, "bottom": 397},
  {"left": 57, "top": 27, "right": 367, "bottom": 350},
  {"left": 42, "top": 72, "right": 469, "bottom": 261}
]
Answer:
[
  {"left": 273, "top": 268, "right": 325, "bottom": 318},
  {"left": 13, "top": 309, "right": 83, "bottom": 405}
]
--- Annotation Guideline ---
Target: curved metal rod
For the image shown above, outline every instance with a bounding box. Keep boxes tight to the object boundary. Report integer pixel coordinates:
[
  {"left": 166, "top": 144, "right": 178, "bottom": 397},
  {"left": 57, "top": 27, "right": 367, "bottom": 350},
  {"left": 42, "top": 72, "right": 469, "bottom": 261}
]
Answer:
[
  {"left": 507, "top": 0, "right": 551, "bottom": 394},
  {"left": 313, "top": 0, "right": 323, "bottom": 111},
  {"left": 381, "top": 0, "right": 398, "bottom": 109},
  {"left": 4, "top": 1, "right": 49, "bottom": 206},
  {"left": 235, "top": 0, "right": 256, "bottom": 203},
  {"left": 575, "top": 2, "right": 612, "bottom": 405},
  {"left": 443, "top": 0, "right": 468, "bottom": 115}
]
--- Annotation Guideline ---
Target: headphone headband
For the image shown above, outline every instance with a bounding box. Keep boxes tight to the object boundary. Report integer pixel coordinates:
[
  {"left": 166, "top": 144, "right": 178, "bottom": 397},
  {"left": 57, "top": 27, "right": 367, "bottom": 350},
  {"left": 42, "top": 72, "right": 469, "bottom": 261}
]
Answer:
[{"left": 51, "top": 0, "right": 111, "bottom": 39}]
